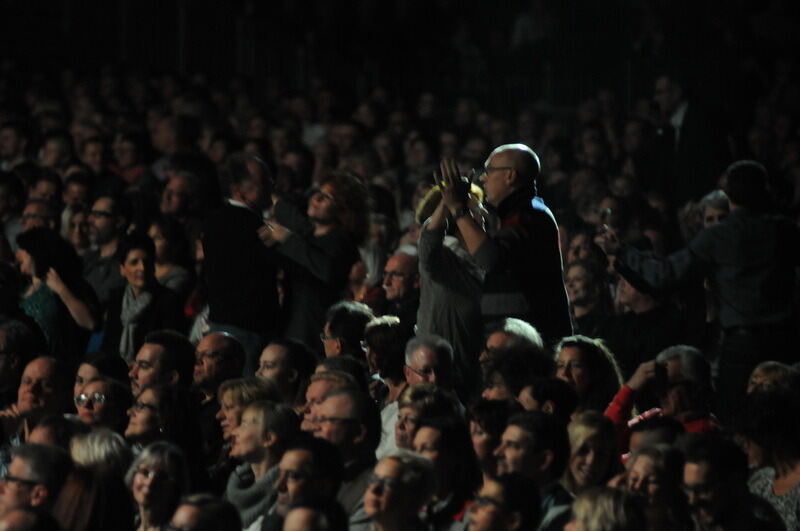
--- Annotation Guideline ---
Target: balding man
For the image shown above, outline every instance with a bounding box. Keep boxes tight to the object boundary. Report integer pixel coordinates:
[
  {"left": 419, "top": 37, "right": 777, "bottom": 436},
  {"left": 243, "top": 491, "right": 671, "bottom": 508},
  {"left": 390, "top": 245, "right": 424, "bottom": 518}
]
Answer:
[
  {"left": 438, "top": 148, "right": 571, "bottom": 344},
  {"left": 379, "top": 252, "right": 419, "bottom": 338}
]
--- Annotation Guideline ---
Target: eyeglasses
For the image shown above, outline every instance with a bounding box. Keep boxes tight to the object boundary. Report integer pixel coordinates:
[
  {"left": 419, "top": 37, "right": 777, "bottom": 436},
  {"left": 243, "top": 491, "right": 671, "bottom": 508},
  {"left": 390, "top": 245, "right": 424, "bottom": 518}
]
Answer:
[
  {"left": 382, "top": 270, "right": 408, "bottom": 280},
  {"left": 319, "top": 333, "right": 337, "bottom": 342},
  {"left": 131, "top": 400, "right": 158, "bottom": 412},
  {"left": 74, "top": 392, "right": 107, "bottom": 407},
  {"left": 0, "top": 471, "right": 38, "bottom": 487},
  {"left": 405, "top": 364, "right": 437, "bottom": 379},
  {"left": 368, "top": 474, "right": 401, "bottom": 491},
  {"left": 477, "top": 166, "right": 513, "bottom": 178}
]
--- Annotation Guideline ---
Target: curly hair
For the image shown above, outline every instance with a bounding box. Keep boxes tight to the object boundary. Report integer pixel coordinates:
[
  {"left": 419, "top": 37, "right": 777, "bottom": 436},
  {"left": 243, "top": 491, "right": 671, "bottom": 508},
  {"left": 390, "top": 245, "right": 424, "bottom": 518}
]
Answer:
[{"left": 320, "top": 170, "right": 369, "bottom": 245}]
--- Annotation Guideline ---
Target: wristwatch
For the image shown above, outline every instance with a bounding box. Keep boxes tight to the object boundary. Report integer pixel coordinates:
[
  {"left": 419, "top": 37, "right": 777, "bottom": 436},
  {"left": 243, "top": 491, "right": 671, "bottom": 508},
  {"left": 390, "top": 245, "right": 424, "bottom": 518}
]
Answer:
[{"left": 452, "top": 206, "right": 471, "bottom": 220}]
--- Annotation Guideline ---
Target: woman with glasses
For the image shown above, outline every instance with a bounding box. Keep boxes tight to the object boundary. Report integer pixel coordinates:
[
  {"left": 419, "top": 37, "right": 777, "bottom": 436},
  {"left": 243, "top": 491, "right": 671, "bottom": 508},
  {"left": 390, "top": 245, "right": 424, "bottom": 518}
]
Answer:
[
  {"left": 225, "top": 400, "right": 300, "bottom": 530},
  {"left": 124, "top": 384, "right": 202, "bottom": 473},
  {"left": 257, "top": 170, "right": 368, "bottom": 350},
  {"left": 125, "top": 441, "right": 191, "bottom": 531},
  {"left": 74, "top": 376, "right": 132, "bottom": 434},
  {"left": 363, "top": 449, "right": 435, "bottom": 531},
  {"left": 73, "top": 351, "right": 131, "bottom": 403}
]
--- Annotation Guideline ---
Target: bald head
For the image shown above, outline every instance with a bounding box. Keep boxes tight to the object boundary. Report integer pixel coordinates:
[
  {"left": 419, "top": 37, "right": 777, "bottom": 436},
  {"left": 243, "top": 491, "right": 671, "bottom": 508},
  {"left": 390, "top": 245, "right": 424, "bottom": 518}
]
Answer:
[
  {"left": 382, "top": 253, "right": 419, "bottom": 302},
  {"left": 488, "top": 143, "right": 540, "bottom": 183},
  {"left": 482, "top": 144, "right": 540, "bottom": 206},
  {"left": 193, "top": 332, "right": 245, "bottom": 390}
]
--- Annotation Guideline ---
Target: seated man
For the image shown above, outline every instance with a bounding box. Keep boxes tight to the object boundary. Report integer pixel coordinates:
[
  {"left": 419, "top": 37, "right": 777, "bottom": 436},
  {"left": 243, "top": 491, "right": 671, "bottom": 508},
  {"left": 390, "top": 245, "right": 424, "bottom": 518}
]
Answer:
[
  {"left": 0, "top": 444, "right": 72, "bottom": 515},
  {"left": 466, "top": 473, "right": 541, "bottom": 531},
  {"left": 480, "top": 317, "right": 544, "bottom": 371},
  {"left": 260, "top": 434, "right": 345, "bottom": 531},
  {"left": 129, "top": 330, "right": 195, "bottom": 395},
  {"left": 169, "top": 493, "right": 242, "bottom": 531},
  {"left": 493, "top": 411, "right": 571, "bottom": 531},
  {"left": 0, "top": 357, "right": 71, "bottom": 475},
  {"left": 320, "top": 301, "right": 374, "bottom": 360},
  {"left": 311, "top": 389, "right": 380, "bottom": 527},
  {"left": 517, "top": 377, "right": 578, "bottom": 425}
]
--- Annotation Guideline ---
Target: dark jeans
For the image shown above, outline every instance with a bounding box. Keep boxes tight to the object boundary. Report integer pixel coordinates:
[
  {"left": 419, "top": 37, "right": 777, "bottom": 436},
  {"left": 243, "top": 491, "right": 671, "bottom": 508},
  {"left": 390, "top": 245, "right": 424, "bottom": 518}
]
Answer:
[{"left": 715, "top": 324, "right": 795, "bottom": 424}]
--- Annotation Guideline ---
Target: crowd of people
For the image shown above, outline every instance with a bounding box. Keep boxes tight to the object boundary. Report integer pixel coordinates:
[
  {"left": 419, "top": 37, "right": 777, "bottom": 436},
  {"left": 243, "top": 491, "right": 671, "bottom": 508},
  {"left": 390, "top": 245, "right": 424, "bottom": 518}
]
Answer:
[{"left": 0, "top": 23, "right": 797, "bottom": 530}]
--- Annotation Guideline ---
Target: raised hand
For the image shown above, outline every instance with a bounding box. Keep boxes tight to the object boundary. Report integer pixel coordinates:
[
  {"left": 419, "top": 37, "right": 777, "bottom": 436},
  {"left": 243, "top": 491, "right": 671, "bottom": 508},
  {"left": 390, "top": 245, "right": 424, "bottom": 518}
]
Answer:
[
  {"left": 434, "top": 159, "right": 471, "bottom": 212},
  {"left": 257, "top": 221, "right": 291, "bottom": 247},
  {"left": 596, "top": 224, "right": 621, "bottom": 256}
]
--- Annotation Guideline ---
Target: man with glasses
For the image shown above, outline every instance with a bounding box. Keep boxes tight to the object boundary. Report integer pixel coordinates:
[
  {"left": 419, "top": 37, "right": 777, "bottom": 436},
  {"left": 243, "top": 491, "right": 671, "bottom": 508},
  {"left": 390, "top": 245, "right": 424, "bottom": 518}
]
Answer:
[
  {"left": 437, "top": 146, "right": 572, "bottom": 345},
  {"left": 319, "top": 301, "right": 374, "bottom": 359},
  {"left": 466, "top": 473, "right": 541, "bottom": 531},
  {"left": 192, "top": 332, "right": 245, "bottom": 469},
  {"left": 403, "top": 335, "right": 455, "bottom": 392},
  {"left": 377, "top": 252, "right": 420, "bottom": 339},
  {"left": 0, "top": 443, "right": 71, "bottom": 516},
  {"left": 82, "top": 194, "right": 129, "bottom": 308},
  {"left": 311, "top": 389, "right": 380, "bottom": 528},
  {"left": 19, "top": 200, "right": 56, "bottom": 233}
]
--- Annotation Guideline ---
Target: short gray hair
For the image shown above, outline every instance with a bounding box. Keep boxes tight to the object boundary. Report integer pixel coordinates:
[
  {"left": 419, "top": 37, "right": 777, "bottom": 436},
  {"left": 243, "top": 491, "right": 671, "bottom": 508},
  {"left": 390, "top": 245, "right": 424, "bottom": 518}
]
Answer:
[
  {"left": 404, "top": 334, "right": 453, "bottom": 366},
  {"left": 71, "top": 428, "right": 132, "bottom": 478},
  {"left": 490, "top": 318, "right": 543, "bottom": 350},
  {"left": 656, "top": 345, "right": 710, "bottom": 387},
  {"left": 124, "top": 441, "right": 190, "bottom": 495}
]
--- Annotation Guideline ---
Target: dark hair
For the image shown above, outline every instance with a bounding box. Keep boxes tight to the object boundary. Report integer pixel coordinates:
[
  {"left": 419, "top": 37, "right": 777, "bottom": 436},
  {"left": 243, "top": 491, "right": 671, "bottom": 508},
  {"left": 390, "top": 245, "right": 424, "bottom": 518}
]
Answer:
[
  {"left": 115, "top": 230, "right": 155, "bottom": 265},
  {"left": 417, "top": 416, "right": 481, "bottom": 509},
  {"left": 468, "top": 399, "right": 524, "bottom": 442},
  {"left": 483, "top": 350, "right": 537, "bottom": 397},
  {"left": 16, "top": 227, "right": 83, "bottom": 287},
  {"left": 526, "top": 377, "right": 578, "bottom": 424},
  {"left": 325, "top": 300, "right": 375, "bottom": 359},
  {"left": 80, "top": 351, "right": 130, "bottom": 384},
  {"left": 493, "top": 473, "right": 542, "bottom": 530},
  {"left": 149, "top": 214, "right": 193, "bottom": 269},
  {"left": 724, "top": 160, "right": 768, "bottom": 210},
  {"left": 364, "top": 316, "right": 406, "bottom": 381},
  {"left": 219, "top": 152, "right": 272, "bottom": 194},
  {"left": 740, "top": 387, "right": 800, "bottom": 469},
  {"left": 284, "top": 434, "right": 345, "bottom": 491},
  {"left": 284, "top": 499, "right": 349, "bottom": 531},
  {"left": 176, "top": 494, "right": 242, "bottom": 531},
  {"left": 140, "top": 384, "right": 204, "bottom": 468},
  {"left": 679, "top": 433, "right": 748, "bottom": 485},
  {"left": 316, "top": 356, "right": 369, "bottom": 392},
  {"left": 322, "top": 389, "right": 382, "bottom": 453},
  {"left": 199, "top": 332, "right": 245, "bottom": 383},
  {"left": 84, "top": 377, "right": 133, "bottom": 432},
  {"left": 142, "top": 330, "right": 195, "bottom": 387},
  {"left": 508, "top": 411, "right": 570, "bottom": 482},
  {"left": 555, "top": 335, "right": 623, "bottom": 412},
  {"left": 12, "top": 443, "right": 73, "bottom": 497},
  {"left": 0, "top": 171, "right": 25, "bottom": 215},
  {"left": 0, "top": 318, "right": 40, "bottom": 369},
  {"left": 629, "top": 415, "right": 685, "bottom": 447},
  {"left": 33, "top": 415, "right": 90, "bottom": 450},
  {"left": 319, "top": 170, "right": 370, "bottom": 245},
  {"left": 52, "top": 464, "right": 135, "bottom": 531},
  {"left": 267, "top": 338, "right": 317, "bottom": 386}
]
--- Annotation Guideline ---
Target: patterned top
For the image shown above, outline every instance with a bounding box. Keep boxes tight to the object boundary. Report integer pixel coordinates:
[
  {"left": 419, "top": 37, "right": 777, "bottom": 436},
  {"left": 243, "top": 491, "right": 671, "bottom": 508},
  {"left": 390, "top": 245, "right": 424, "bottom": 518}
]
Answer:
[{"left": 749, "top": 466, "right": 800, "bottom": 531}]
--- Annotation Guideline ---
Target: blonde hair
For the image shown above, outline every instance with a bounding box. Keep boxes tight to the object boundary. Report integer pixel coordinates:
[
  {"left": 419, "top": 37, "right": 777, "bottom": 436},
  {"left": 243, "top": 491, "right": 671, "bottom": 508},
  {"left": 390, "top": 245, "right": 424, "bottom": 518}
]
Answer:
[
  {"left": 383, "top": 450, "right": 436, "bottom": 510},
  {"left": 571, "top": 487, "right": 646, "bottom": 531},
  {"left": 415, "top": 183, "right": 485, "bottom": 225},
  {"left": 218, "top": 377, "right": 279, "bottom": 407},
  {"left": 563, "top": 411, "right": 617, "bottom": 494},
  {"left": 70, "top": 428, "right": 133, "bottom": 478}
]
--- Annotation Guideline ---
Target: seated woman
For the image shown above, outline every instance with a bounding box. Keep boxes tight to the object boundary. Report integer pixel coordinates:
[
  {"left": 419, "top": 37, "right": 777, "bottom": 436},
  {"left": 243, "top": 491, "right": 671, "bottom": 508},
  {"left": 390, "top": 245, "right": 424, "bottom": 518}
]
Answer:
[
  {"left": 555, "top": 335, "right": 623, "bottom": 413},
  {"left": 258, "top": 170, "right": 368, "bottom": 349},
  {"left": 743, "top": 387, "right": 800, "bottom": 531},
  {"left": 363, "top": 449, "right": 436, "bottom": 531},
  {"left": 102, "top": 231, "right": 184, "bottom": 362},
  {"left": 147, "top": 215, "right": 194, "bottom": 303},
  {"left": 468, "top": 399, "right": 523, "bottom": 488},
  {"left": 74, "top": 350, "right": 131, "bottom": 402},
  {"left": 126, "top": 442, "right": 191, "bottom": 531},
  {"left": 413, "top": 416, "right": 481, "bottom": 530},
  {"left": 562, "top": 412, "right": 618, "bottom": 498},
  {"left": 394, "top": 383, "right": 459, "bottom": 451},
  {"left": 225, "top": 400, "right": 300, "bottom": 530},
  {"left": 622, "top": 444, "right": 692, "bottom": 529},
  {"left": 75, "top": 376, "right": 132, "bottom": 434},
  {"left": 16, "top": 227, "right": 99, "bottom": 359},
  {"left": 565, "top": 487, "right": 647, "bottom": 531},
  {"left": 564, "top": 260, "right": 612, "bottom": 337}
]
